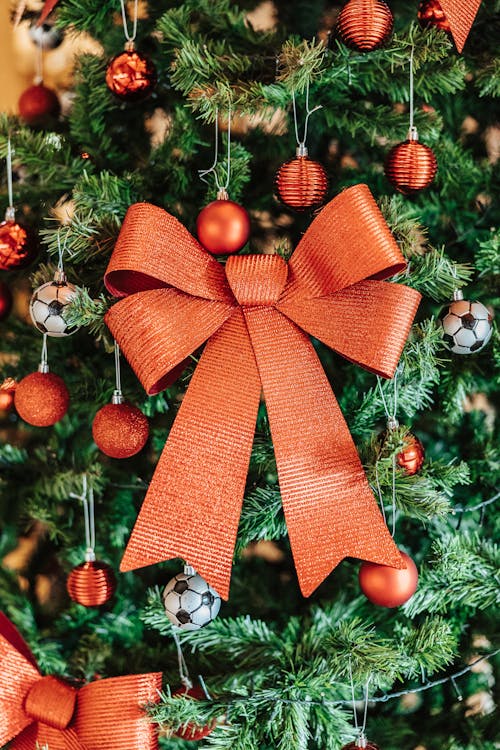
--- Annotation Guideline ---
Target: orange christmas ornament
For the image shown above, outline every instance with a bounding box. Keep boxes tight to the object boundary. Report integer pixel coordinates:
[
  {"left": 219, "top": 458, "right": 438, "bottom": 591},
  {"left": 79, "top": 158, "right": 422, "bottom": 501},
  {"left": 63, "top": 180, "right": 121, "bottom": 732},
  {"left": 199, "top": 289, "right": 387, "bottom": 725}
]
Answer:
[
  {"left": 197, "top": 189, "right": 251, "bottom": 255},
  {"left": 417, "top": 0, "right": 451, "bottom": 32},
  {"left": 0, "top": 378, "right": 16, "bottom": 411},
  {"left": 359, "top": 550, "right": 418, "bottom": 607},
  {"left": 0, "top": 611, "right": 162, "bottom": 749},
  {"left": 92, "top": 401, "right": 149, "bottom": 458},
  {"left": 103, "top": 184, "right": 421, "bottom": 600},
  {"left": 0, "top": 280, "right": 12, "bottom": 320},
  {"left": 397, "top": 433, "right": 425, "bottom": 475},
  {"left": 18, "top": 83, "right": 60, "bottom": 125},
  {"left": 0, "top": 214, "right": 38, "bottom": 271},
  {"left": 106, "top": 47, "right": 157, "bottom": 102},
  {"left": 67, "top": 559, "right": 117, "bottom": 607},
  {"left": 276, "top": 146, "right": 328, "bottom": 211},
  {"left": 172, "top": 685, "right": 215, "bottom": 741},
  {"left": 384, "top": 133, "right": 437, "bottom": 195},
  {"left": 15, "top": 368, "right": 69, "bottom": 427},
  {"left": 336, "top": 0, "right": 393, "bottom": 52}
]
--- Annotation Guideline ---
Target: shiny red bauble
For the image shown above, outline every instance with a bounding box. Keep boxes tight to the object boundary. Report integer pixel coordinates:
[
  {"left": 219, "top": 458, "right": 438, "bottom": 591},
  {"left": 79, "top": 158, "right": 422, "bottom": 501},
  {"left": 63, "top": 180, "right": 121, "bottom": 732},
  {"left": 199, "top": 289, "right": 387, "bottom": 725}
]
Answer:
[
  {"left": 397, "top": 433, "right": 425, "bottom": 475},
  {"left": 359, "top": 551, "right": 418, "bottom": 607},
  {"left": 0, "top": 378, "right": 16, "bottom": 411},
  {"left": 0, "top": 281, "right": 13, "bottom": 321},
  {"left": 105, "top": 49, "right": 157, "bottom": 102},
  {"left": 417, "top": 0, "right": 451, "bottom": 32},
  {"left": 197, "top": 197, "right": 250, "bottom": 255},
  {"left": 276, "top": 154, "right": 328, "bottom": 210},
  {"left": 15, "top": 371, "right": 69, "bottom": 427},
  {"left": 18, "top": 83, "right": 60, "bottom": 125},
  {"left": 336, "top": 0, "right": 394, "bottom": 52},
  {"left": 92, "top": 401, "right": 149, "bottom": 459},
  {"left": 67, "top": 560, "right": 117, "bottom": 607},
  {"left": 384, "top": 138, "right": 437, "bottom": 195},
  {"left": 0, "top": 220, "right": 38, "bottom": 270},
  {"left": 172, "top": 685, "right": 215, "bottom": 741}
]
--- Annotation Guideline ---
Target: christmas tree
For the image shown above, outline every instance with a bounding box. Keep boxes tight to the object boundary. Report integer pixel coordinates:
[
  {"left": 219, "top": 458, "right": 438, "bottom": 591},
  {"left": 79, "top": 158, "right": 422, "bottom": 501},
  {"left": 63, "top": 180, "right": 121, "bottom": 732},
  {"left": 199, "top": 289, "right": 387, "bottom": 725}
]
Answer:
[{"left": 0, "top": 1, "right": 498, "bottom": 749}]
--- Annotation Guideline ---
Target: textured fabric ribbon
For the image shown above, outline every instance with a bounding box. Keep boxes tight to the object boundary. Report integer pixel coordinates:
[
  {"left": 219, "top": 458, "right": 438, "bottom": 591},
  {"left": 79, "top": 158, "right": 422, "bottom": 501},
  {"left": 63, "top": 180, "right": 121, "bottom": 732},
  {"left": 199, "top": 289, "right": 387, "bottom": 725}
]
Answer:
[
  {"left": 104, "top": 184, "right": 421, "bottom": 600},
  {"left": 0, "top": 612, "right": 162, "bottom": 750},
  {"left": 438, "top": 0, "right": 481, "bottom": 52},
  {"left": 37, "top": 0, "right": 60, "bottom": 26}
]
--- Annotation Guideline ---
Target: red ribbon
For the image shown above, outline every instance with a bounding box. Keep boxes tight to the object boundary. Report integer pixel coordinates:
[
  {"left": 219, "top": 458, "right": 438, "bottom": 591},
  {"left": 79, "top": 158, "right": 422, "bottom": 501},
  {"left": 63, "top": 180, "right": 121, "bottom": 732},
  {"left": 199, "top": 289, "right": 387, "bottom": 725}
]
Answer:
[
  {"left": 0, "top": 612, "right": 162, "bottom": 750},
  {"left": 37, "top": 0, "right": 60, "bottom": 26},
  {"left": 438, "top": 0, "right": 481, "bottom": 52},
  {"left": 104, "top": 185, "right": 421, "bottom": 600}
]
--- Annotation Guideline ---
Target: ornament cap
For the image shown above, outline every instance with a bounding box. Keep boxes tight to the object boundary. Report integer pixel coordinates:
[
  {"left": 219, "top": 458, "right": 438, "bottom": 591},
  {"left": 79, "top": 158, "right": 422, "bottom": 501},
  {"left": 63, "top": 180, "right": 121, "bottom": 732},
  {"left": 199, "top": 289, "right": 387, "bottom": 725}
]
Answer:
[
  {"left": 356, "top": 733, "right": 368, "bottom": 749},
  {"left": 85, "top": 548, "right": 96, "bottom": 562},
  {"left": 184, "top": 563, "right": 196, "bottom": 576},
  {"left": 124, "top": 40, "right": 136, "bottom": 52},
  {"left": 112, "top": 389, "right": 125, "bottom": 405},
  {"left": 38, "top": 362, "right": 49, "bottom": 374},
  {"left": 53, "top": 268, "right": 67, "bottom": 285},
  {"left": 216, "top": 187, "right": 229, "bottom": 201},
  {"left": 296, "top": 143, "right": 308, "bottom": 158},
  {"left": 453, "top": 289, "right": 464, "bottom": 301},
  {"left": 408, "top": 126, "right": 419, "bottom": 142},
  {"left": 4, "top": 206, "right": 16, "bottom": 222},
  {"left": 387, "top": 417, "right": 399, "bottom": 431}
]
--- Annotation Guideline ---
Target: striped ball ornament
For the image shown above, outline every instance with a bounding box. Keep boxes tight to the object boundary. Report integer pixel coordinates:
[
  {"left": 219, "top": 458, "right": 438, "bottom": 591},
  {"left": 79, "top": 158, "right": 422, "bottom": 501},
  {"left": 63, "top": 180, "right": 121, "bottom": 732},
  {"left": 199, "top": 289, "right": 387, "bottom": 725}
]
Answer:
[
  {"left": 384, "top": 138, "right": 437, "bottom": 195},
  {"left": 336, "top": 0, "right": 393, "bottom": 52},
  {"left": 67, "top": 560, "right": 116, "bottom": 607},
  {"left": 276, "top": 151, "right": 328, "bottom": 211}
]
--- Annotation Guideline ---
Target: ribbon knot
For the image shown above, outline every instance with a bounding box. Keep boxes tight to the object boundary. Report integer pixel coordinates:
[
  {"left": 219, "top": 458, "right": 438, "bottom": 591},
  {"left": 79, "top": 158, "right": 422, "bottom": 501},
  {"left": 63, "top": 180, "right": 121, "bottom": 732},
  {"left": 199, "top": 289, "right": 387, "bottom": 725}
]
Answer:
[
  {"left": 104, "top": 184, "right": 422, "bottom": 600},
  {"left": 24, "top": 676, "right": 76, "bottom": 730}
]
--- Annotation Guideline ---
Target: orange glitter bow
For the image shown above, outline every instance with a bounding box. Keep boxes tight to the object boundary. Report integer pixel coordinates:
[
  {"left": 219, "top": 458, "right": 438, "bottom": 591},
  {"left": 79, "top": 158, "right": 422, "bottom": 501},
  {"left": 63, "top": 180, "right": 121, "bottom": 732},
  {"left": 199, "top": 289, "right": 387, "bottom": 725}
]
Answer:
[
  {"left": 438, "top": 0, "right": 482, "bottom": 52},
  {"left": 0, "top": 612, "right": 162, "bottom": 750},
  {"left": 104, "top": 184, "right": 421, "bottom": 600}
]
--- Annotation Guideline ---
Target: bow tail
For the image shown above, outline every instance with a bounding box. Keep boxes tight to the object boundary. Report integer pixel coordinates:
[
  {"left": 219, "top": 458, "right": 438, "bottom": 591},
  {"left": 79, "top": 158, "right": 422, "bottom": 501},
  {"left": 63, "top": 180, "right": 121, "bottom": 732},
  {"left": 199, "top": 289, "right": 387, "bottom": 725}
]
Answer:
[
  {"left": 439, "top": 0, "right": 481, "bottom": 52},
  {"left": 10, "top": 724, "right": 84, "bottom": 750},
  {"left": 243, "top": 307, "right": 403, "bottom": 597},
  {"left": 120, "top": 309, "right": 262, "bottom": 600}
]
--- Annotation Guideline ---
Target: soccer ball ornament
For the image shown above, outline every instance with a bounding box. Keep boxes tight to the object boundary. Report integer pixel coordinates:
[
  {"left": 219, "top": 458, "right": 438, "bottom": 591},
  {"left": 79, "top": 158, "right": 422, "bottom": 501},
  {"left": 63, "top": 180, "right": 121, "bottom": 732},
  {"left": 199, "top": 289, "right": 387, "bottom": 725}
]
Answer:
[
  {"left": 440, "top": 290, "right": 493, "bottom": 355},
  {"left": 163, "top": 566, "right": 221, "bottom": 630},
  {"left": 30, "top": 270, "right": 78, "bottom": 337}
]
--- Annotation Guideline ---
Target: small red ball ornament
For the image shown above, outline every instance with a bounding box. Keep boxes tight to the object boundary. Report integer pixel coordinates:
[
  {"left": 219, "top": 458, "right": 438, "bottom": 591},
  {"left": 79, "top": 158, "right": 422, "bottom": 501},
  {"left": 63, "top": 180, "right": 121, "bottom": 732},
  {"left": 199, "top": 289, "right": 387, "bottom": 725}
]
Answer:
[
  {"left": 92, "top": 396, "right": 149, "bottom": 459},
  {"left": 276, "top": 146, "right": 328, "bottom": 211},
  {"left": 384, "top": 131, "right": 437, "bottom": 195},
  {"left": 417, "top": 0, "right": 451, "bottom": 32},
  {"left": 0, "top": 378, "right": 17, "bottom": 411},
  {"left": 172, "top": 685, "right": 215, "bottom": 741},
  {"left": 397, "top": 433, "right": 425, "bottom": 475},
  {"left": 0, "top": 215, "right": 38, "bottom": 271},
  {"left": 105, "top": 48, "right": 157, "bottom": 102},
  {"left": 67, "top": 558, "right": 117, "bottom": 607},
  {"left": 197, "top": 189, "right": 251, "bottom": 255},
  {"left": 15, "top": 370, "right": 69, "bottom": 427},
  {"left": 336, "top": 0, "right": 394, "bottom": 52},
  {"left": 0, "top": 281, "right": 13, "bottom": 320},
  {"left": 359, "top": 551, "right": 418, "bottom": 607},
  {"left": 18, "top": 83, "right": 60, "bottom": 125}
]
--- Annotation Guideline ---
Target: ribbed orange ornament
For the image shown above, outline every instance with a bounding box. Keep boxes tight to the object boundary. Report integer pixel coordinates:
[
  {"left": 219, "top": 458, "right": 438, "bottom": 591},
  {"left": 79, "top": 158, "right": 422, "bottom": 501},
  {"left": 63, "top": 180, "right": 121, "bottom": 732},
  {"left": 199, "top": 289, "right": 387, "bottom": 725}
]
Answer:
[
  {"left": 67, "top": 560, "right": 117, "bottom": 607},
  {"left": 276, "top": 152, "right": 328, "bottom": 210},
  {"left": 0, "top": 219, "right": 38, "bottom": 270},
  {"left": 336, "top": 0, "right": 393, "bottom": 51},
  {"left": 384, "top": 138, "right": 437, "bottom": 195},
  {"left": 15, "top": 371, "right": 69, "bottom": 426},
  {"left": 397, "top": 433, "right": 424, "bottom": 475},
  {"left": 417, "top": 0, "right": 451, "bottom": 32},
  {"left": 92, "top": 401, "right": 149, "bottom": 458}
]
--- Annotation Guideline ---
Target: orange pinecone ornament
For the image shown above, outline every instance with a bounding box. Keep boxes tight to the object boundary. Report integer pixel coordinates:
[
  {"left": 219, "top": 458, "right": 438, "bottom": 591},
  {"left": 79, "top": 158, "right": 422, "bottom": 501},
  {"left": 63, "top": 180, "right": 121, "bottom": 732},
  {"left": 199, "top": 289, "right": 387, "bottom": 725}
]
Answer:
[
  {"left": 276, "top": 146, "right": 328, "bottom": 211},
  {"left": 336, "top": 0, "right": 393, "bottom": 52},
  {"left": 417, "top": 0, "right": 451, "bottom": 33}
]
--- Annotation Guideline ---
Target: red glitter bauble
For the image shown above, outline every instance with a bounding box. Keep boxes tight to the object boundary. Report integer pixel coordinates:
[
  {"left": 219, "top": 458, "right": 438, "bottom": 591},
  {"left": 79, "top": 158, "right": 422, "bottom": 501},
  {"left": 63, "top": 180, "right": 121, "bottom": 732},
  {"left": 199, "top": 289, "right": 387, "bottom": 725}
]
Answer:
[
  {"left": 341, "top": 740, "right": 380, "bottom": 750},
  {"left": 276, "top": 155, "right": 328, "bottom": 210},
  {"left": 359, "top": 551, "right": 418, "bottom": 607},
  {"left": 0, "top": 378, "right": 16, "bottom": 411},
  {"left": 105, "top": 50, "right": 157, "bottom": 101},
  {"left": 92, "top": 402, "right": 149, "bottom": 459},
  {"left": 417, "top": 0, "right": 451, "bottom": 32},
  {"left": 15, "top": 371, "right": 69, "bottom": 427},
  {"left": 384, "top": 139, "right": 437, "bottom": 195},
  {"left": 67, "top": 560, "right": 117, "bottom": 607},
  {"left": 336, "top": 0, "right": 394, "bottom": 52},
  {"left": 197, "top": 199, "right": 250, "bottom": 255},
  {"left": 18, "top": 84, "right": 60, "bottom": 125},
  {"left": 397, "top": 433, "right": 425, "bottom": 475},
  {"left": 0, "top": 281, "right": 13, "bottom": 320},
  {"left": 0, "top": 220, "right": 38, "bottom": 270},
  {"left": 172, "top": 685, "right": 215, "bottom": 741}
]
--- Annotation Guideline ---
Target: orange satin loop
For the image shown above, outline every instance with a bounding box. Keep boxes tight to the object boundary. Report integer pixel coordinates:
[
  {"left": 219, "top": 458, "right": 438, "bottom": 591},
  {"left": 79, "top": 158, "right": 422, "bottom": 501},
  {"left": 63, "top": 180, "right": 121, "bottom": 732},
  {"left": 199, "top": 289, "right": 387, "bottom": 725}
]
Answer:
[
  {"left": 104, "top": 184, "right": 422, "bottom": 600},
  {"left": 0, "top": 612, "right": 161, "bottom": 750},
  {"left": 438, "top": 0, "right": 481, "bottom": 52}
]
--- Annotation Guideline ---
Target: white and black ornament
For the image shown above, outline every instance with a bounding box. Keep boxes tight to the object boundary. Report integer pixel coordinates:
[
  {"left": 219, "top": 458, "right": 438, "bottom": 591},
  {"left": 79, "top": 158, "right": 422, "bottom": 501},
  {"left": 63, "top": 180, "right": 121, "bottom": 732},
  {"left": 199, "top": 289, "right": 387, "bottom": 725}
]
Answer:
[
  {"left": 440, "top": 290, "right": 493, "bottom": 355},
  {"left": 30, "top": 269, "right": 78, "bottom": 337},
  {"left": 163, "top": 566, "right": 221, "bottom": 631},
  {"left": 28, "top": 20, "right": 64, "bottom": 50}
]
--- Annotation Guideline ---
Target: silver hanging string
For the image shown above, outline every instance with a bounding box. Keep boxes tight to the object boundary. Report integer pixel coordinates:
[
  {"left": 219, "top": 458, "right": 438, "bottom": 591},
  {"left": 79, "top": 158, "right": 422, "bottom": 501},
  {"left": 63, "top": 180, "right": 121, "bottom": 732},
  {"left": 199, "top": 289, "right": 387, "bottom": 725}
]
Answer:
[
  {"left": 119, "top": 0, "right": 138, "bottom": 44},
  {"left": 292, "top": 81, "right": 322, "bottom": 152},
  {"left": 34, "top": 43, "right": 43, "bottom": 84},
  {"left": 171, "top": 627, "right": 193, "bottom": 690},
  {"left": 348, "top": 660, "right": 373, "bottom": 745},
  {"left": 408, "top": 46, "right": 417, "bottom": 140},
  {"left": 360, "top": 673, "right": 372, "bottom": 740},
  {"left": 198, "top": 674, "right": 212, "bottom": 700},
  {"left": 348, "top": 656, "right": 359, "bottom": 735},
  {"left": 376, "top": 365, "right": 402, "bottom": 535},
  {"left": 198, "top": 106, "right": 232, "bottom": 195},
  {"left": 112, "top": 341, "right": 124, "bottom": 404},
  {"left": 70, "top": 475, "right": 96, "bottom": 562},
  {"left": 6, "top": 137, "right": 14, "bottom": 213},
  {"left": 56, "top": 228, "right": 69, "bottom": 274},
  {"left": 38, "top": 334, "right": 49, "bottom": 373}
]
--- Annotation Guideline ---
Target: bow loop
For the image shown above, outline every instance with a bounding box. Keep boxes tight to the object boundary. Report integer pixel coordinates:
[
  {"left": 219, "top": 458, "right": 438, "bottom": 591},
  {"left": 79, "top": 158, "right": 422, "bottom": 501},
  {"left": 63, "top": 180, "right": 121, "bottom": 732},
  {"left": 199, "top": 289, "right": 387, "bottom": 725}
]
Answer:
[
  {"left": 225, "top": 254, "right": 288, "bottom": 306},
  {"left": 25, "top": 676, "right": 77, "bottom": 730}
]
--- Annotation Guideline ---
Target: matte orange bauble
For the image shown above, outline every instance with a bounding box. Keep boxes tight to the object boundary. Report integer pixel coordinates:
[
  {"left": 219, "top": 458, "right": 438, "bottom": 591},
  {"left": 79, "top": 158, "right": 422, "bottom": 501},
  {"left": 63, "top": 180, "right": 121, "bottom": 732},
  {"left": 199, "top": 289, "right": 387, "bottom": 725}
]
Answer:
[
  {"left": 105, "top": 49, "right": 157, "bottom": 101},
  {"left": 336, "top": 0, "right": 394, "bottom": 51},
  {"left": 197, "top": 191, "right": 251, "bottom": 255},
  {"left": 67, "top": 559, "right": 117, "bottom": 607},
  {"left": 417, "top": 0, "right": 451, "bottom": 32},
  {"left": 15, "top": 371, "right": 69, "bottom": 427},
  {"left": 92, "top": 400, "right": 149, "bottom": 458},
  {"left": 397, "top": 433, "right": 425, "bottom": 475},
  {"left": 0, "top": 378, "right": 16, "bottom": 411},
  {"left": 359, "top": 551, "right": 418, "bottom": 607},
  {"left": 172, "top": 685, "right": 215, "bottom": 741},
  {"left": 0, "top": 219, "right": 38, "bottom": 270},
  {"left": 276, "top": 148, "right": 328, "bottom": 210},
  {"left": 384, "top": 136, "right": 437, "bottom": 195},
  {"left": 18, "top": 83, "right": 60, "bottom": 125},
  {"left": 0, "top": 281, "right": 13, "bottom": 320}
]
